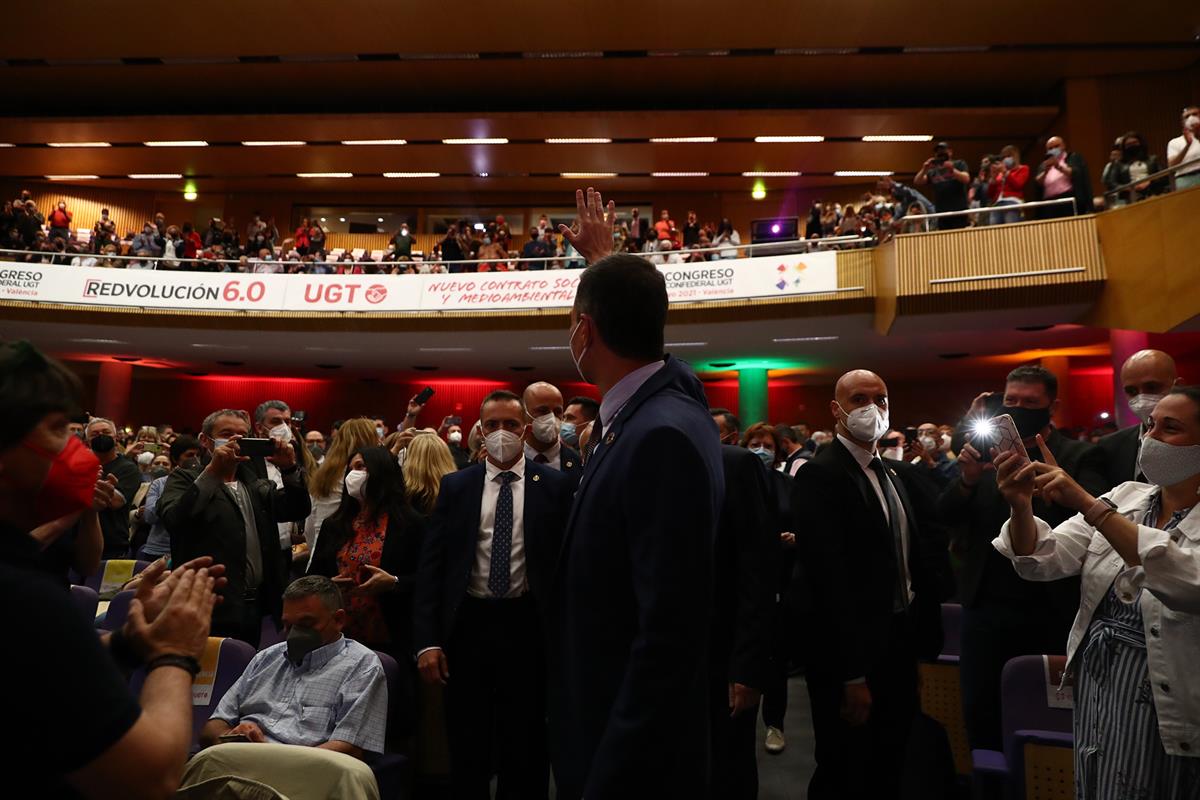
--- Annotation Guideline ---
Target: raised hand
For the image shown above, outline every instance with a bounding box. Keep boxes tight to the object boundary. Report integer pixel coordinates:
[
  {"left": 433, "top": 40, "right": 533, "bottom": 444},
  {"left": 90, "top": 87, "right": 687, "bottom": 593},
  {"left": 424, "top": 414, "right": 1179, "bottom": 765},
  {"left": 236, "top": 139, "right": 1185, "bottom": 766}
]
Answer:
[
  {"left": 125, "top": 566, "right": 216, "bottom": 661},
  {"left": 559, "top": 188, "right": 616, "bottom": 265}
]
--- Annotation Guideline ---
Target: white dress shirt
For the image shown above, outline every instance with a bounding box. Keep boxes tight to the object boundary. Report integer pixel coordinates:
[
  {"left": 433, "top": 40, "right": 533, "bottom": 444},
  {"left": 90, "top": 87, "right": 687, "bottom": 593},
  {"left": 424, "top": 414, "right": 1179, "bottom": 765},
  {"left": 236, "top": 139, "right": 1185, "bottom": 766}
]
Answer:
[
  {"left": 837, "top": 434, "right": 913, "bottom": 603},
  {"left": 524, "top": 439, "right": 561, "bottom": 470},
  {"left": 468, "top": 457, "right": 528, "bottom": 599},
  {"left": 265, "top": 461, "right": 294, "bottom": 549}
]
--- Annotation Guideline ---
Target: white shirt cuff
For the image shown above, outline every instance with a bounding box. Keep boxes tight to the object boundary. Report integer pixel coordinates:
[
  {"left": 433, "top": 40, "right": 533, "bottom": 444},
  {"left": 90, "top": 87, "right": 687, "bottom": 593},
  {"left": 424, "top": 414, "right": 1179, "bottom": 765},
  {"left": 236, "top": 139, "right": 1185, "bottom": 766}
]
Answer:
[{"left": 415, "top": 646, "right": 442, "bottom": 660}]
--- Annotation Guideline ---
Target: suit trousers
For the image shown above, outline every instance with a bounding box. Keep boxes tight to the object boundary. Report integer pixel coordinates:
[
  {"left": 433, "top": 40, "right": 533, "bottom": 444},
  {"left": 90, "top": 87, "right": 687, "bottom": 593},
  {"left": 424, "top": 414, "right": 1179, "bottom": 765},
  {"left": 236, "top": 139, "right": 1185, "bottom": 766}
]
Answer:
[
  {"left": 806, "top": 611, "right": 918, "bottom": 800},
  {"left": 761, "top": 596, "right": 793, "bottom": 730},
  {"left": 959, "top": 601, "right": 1066, "bottom": 750},
  {"left": 709, "top": 674, "right": 759, "bottom": 800},
  {"left": 444, "top": 594, "right": 548, "bottom": 800}
]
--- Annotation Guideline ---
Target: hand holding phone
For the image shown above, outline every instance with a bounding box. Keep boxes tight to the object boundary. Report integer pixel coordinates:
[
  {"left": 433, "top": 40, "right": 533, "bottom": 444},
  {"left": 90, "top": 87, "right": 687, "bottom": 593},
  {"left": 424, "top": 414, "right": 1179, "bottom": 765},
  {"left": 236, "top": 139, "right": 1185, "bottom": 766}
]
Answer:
[{"left": 218, "top": 733, "right": 251, "bottom": 743}]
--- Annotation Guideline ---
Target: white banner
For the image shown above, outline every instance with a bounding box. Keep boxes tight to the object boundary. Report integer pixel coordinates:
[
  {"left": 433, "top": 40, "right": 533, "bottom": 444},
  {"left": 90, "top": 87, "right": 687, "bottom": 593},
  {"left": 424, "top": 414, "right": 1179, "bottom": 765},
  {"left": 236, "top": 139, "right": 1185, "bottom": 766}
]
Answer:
[{"left": 0, "top": 250, "right": 839, "bottom": 313}]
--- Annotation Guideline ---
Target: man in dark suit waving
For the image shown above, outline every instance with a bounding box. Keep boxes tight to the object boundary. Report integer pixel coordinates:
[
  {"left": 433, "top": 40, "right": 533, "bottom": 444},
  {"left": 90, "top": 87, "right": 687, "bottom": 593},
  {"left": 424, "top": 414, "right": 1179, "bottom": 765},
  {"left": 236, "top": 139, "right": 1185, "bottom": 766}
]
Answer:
[
  {"left": 549, "top": 188, "right": 724, "bottom": 799},
  {"left": 413, "top": 390, "right": 573, "bottom": 799},
  {"left": 1097, "top": 348, "right": 1179, "bottom": 489},
  {"left": 793, "top": 369, "right": 948, "bottom": 800},
  {"left": 522, "top": 380, "right": 584, "bottom": 488}
]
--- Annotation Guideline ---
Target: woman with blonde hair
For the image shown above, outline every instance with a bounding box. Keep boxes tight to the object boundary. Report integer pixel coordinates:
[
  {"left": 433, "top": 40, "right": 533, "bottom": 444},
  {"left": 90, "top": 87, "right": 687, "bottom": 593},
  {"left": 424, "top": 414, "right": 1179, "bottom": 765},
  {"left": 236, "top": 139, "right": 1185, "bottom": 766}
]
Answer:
[
  {"left": 304, "top": 417, "right": 380, "bottom": 548},
  {"left": 403, "top": 433, "right": 457, "bottom": 515}
]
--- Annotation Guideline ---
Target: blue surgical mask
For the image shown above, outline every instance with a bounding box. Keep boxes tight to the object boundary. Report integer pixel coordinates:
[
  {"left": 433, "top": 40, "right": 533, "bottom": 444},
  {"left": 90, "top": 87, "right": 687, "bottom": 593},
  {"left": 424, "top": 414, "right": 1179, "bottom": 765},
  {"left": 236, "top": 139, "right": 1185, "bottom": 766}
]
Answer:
[
  {"left": 213, "top": 438, "right": 229, "bottom": 449},
  {"left": 749, "top": 446, "right": 774, "bottom": 467},
  {"left": 560, "top": 421, "right": 578, "bottom": 447},
  {"left": 1003, "top": 157, "right": 1015, "bottom": 169},
  {"left": 1046, "top": 147, "right": 1063, "bottom": 159}
]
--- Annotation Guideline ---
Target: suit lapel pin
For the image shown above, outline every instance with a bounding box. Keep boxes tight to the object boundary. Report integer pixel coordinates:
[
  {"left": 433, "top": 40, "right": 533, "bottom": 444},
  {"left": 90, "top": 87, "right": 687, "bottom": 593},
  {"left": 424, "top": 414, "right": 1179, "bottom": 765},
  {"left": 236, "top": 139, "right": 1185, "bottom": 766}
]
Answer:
[
  {"left": 565, "top": 461, "right": 574, "bottom": 468},
  {"left": 605, "top": 432, "right": 616, "bottom": 445},
  {"left": 532, "top": 474, "right": 541, "bottom": 482}
]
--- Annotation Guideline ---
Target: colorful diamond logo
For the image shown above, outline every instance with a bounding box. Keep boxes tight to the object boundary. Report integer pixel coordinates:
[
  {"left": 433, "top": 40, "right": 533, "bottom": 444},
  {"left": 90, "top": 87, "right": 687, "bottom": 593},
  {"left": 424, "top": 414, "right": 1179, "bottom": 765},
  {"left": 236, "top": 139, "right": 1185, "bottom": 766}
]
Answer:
[
  {"left": 775, "top": 279, "right": 787, "bottom": 291},
  {"left": 777, "top": 264, "right": 787, "bottom": 273}
]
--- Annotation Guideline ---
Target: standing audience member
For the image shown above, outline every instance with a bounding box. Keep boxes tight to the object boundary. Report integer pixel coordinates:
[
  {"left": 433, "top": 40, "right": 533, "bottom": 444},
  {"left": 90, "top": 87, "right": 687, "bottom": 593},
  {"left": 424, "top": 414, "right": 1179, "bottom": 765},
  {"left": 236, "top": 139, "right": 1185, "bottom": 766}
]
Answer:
[
  {"left": 776, "top": 423, "right": 809, "bottom": 476},
  {"left": 441, "top": 421, "right": 472, "bottom": 471},
  {"left": 740, "top": 422, "right": 801, "bottom": 756},
  {"left": 937, "top": 365, "right": 1107, "bottom": 751},
  {"left": 307, "top": 447, "right": 424, "bottom": 733},
  {"left": 139, "top": 435, "right": 201, "bottom": 559},
  {"left": 414, "top": 390, "right": 574, "bottom": 799},
  {"left": 710, "top": 424, "right": 777, "bottom": 797},
  {"left": 712, "top": 218, "right": 741, "bottom": 259},
  {"left": 1167, "top": 105, "right": 1200, "bottom": 191},
  {"left": 85, "top": 417, "right": 142, "bottom": 558},
  {"left": 792, "top": 369, "right": 949, "bottom": 799},
  {"left": 1035, "top": 135, "right": 1094, "bottom": 218},
  {"left": 158, "top": 408, "right": 311, "bottom": 645},
  {"left": 1098, "top": 349, "right": 1180, "bottom": 488},
  {"left": 988, "top": 145, "right": 1030, "bottom": 225},
  {"left": 47, "top": 200, "right": 73, "bottom": 241},
  {"left": 1111, "top": 131, "right": 1170, "bottom": 203},
  {"left": 991, "top": 387, "right": 1200, "bottom": 799},
  {"left": 915, "top": 141, "right": 971, "bottom": 230},
  {"left": 402, "top": 434, "right": 458, "bottom": 515},
  {"left": 305, "top": 418, "right": 379, "bottom": 550},
  {"left": 0, "top": 340, "right": 221, "bottom": 798},
  {"left": 551, "top": 189, "right": 724, "bottom": 799}
]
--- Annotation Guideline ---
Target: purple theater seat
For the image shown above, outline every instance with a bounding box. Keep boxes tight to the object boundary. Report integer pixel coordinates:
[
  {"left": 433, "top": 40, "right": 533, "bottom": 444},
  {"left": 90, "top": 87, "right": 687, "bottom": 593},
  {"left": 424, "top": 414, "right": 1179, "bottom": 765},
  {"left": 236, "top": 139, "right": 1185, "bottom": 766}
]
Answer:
[
  {"left": 77, "top": 559, "right": 152, "bottom": 596},
  {"left": 129, "top": 637, "right": 256, "bottom": 751},
  {"left": 97, "top": 589, "right": 135, "bottom": 631},
  {"left": 971, "top": 655, "right": 1074, "bottom": 794},
  {"left": 70, "top": 584, "right": 99, "bottom": 623},
  {"left": 371, "top": 649, "right": 410, "bottom": 799}
]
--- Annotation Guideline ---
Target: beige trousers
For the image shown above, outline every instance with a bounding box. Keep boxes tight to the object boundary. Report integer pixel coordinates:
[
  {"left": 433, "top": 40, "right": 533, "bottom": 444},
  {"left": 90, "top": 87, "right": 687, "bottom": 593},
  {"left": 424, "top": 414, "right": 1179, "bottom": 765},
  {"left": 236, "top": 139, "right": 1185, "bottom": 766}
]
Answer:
[{"left": 177, "top": 743, "right": 380, "bottom": 800}]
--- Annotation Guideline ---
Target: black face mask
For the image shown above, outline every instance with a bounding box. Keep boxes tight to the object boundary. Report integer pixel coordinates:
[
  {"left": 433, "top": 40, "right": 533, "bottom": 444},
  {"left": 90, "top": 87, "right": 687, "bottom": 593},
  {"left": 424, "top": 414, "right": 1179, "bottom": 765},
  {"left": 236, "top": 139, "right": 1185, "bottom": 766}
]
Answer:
[
  {"left": 1002, "top": 406, "right": 1051, "bottom": 438},
  {"left": 89, "top": 434, "right": 116, "bottom": 454},
  {"left": 286, "top": 624, "right": 325, "bottom": 666},
  {"left": 149, "top": 467, "right": 170, "bottom": 480},
  {"left": 307, "top": 444, "right": 325, "bottom": 459},
  {"left": 180, "top": 456, "right": 202, "bottom": 471}
]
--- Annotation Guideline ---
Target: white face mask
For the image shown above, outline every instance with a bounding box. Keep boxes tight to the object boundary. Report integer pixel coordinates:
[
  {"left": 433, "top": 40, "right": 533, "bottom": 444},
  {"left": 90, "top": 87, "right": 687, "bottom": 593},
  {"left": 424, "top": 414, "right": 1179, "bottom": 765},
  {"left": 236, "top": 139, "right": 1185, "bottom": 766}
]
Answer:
[
  {"left": 1185, "top": 115, "right": 1200, "bottom": 131},
  {"left": 484, "top": 428, "right": 523, "bottom": 465},
  {"left": 568, "top": 317, "right": 591, "bottom": 384},
  {"left": 344, "top": 468, "right": 368, "bottom": 501},
  {"left": 1137, "top": 435, "right": 1200, "bottom": 490},
  {"left": 919, "top": 435, "right": 938, "bottom": 451},
  {"left": 269, "top": 422, "right": 293, "bottom": 443},
  {"left": 375, "top": 425, "right": 385, "bottom": 439},
  {"left": 940, "top": 432, "right": 952, "bottom": 452},
  {"left": 531, "top": 412, "right": 560, "bottom": 445},
  {"left": 837, "top": 402, "right": 890, "bottom": 444},
  {"left": 448, "top": 431, "right": 463, "bottom": 444},
  {"left": 1128, "top": 393, "right": 1163, "bottom": 426},
  {"left": 882, "top": 446, "right": 905, "bottom": 461}
]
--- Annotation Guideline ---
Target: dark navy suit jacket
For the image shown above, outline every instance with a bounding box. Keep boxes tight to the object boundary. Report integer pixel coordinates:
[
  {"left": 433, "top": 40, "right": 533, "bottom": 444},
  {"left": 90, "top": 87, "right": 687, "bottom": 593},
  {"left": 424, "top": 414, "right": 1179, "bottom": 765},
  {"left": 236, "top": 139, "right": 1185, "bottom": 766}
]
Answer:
[
  {"left": 412, "top": 458, "right": 573, "bottom": 653},
  {"left": 547, "top": 355, "right": 724, "bottom": 799}
]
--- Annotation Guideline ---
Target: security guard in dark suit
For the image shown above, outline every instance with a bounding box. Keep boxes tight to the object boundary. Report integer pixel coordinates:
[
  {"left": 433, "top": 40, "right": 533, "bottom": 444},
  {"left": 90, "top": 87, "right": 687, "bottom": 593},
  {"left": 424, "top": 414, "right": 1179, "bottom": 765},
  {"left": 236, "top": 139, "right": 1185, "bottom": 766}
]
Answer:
[
  {"left": 1097, "top": 348, "right": 1179, "bottom": 489},
  {"left": 522, "top": 381, "right": 584, "bottom": 488}
]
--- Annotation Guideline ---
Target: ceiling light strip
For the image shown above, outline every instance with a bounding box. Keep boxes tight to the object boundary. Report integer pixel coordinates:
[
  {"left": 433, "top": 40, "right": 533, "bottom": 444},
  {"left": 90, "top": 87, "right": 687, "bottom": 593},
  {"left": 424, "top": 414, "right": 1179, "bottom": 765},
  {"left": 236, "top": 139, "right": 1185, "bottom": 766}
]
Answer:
[
  {"left": 544, "top": 138, "right": 613, "bottom": 144},
  {"left": 651, "top": 171, "right": 709, "bottom": 177},
  {"left": 441, "top": 137, "right": 508, "bottom": 145},
  {"left": 742, "top": 171, "right": 801, "bottom": 177},
  {"left": 143, "top": 140, "right": 208, "bottom": 147},
  {"left": 241, "top": 140, "right": 306, "bottom": 146},
  {"left": 296, "top": 172, "right": 353, "bottom": 178},
  {"left": 46, "top": 141, "right": 110, "bottom": 148},
  {"left": 341, "top": 139, "right": 407, "bottom": 145},
  {"left": 128, "top": 173, "right": 184, "bottom": 179},
  {"left": 649, "top": 136, "right": 716, "bottom": 143},
  {"left": 560, "top": 172, "right": 617, "bottom": 178},
  {"left": 834, "top": 170, "right": 894, "bottom": 177},
  {"left": 45, "top": 174, "right": 99, "bottom": 180},
  {"left": 861, "top": 135, "right": 934, "bottom": 142},
  {"left": 754, "top": 135, "right": 824, "bottom": 143},
  {"left": 383, "top": 172, "right": 440, "bottom": 178},
  {"left": 773, "top": 336, "right": 839, "bottom": 343}
]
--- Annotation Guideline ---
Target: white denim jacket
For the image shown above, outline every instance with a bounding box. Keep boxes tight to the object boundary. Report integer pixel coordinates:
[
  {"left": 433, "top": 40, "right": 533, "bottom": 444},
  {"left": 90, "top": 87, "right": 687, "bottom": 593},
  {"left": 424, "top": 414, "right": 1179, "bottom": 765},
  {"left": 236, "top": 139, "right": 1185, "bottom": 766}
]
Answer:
[{"left": 993, "top": 481, "right": 1200, "bottom": 758}]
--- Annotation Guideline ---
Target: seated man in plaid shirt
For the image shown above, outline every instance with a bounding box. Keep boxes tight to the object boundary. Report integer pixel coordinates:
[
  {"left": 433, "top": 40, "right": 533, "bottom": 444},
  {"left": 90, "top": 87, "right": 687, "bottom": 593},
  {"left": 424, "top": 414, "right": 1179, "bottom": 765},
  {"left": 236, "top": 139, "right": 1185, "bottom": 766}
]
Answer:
[{"left": 201, "top": 576, "right": 388, "bottom": 760}]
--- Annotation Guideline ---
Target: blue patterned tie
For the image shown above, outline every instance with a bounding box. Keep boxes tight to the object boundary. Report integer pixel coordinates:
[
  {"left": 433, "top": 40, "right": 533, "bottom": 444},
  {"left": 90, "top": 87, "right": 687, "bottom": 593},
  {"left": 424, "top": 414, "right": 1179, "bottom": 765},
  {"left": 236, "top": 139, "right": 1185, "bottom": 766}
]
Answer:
[{"left": 487, "top": 471, "right": 519, "bottom": 597}]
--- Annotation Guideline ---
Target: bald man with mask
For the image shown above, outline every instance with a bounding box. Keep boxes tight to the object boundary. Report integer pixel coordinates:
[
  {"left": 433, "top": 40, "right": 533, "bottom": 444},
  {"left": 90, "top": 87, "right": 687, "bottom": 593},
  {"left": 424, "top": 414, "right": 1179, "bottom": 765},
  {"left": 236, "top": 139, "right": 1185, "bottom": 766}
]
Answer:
[
  {"left": 791, "top": 370, "right": 949, "bottom": 800},
  {"left": 1098, "top": 349, "right": 1180, "bottom": 489},
  {"left": 522, "top": 381, "right": 583, "bottom": 487}
]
